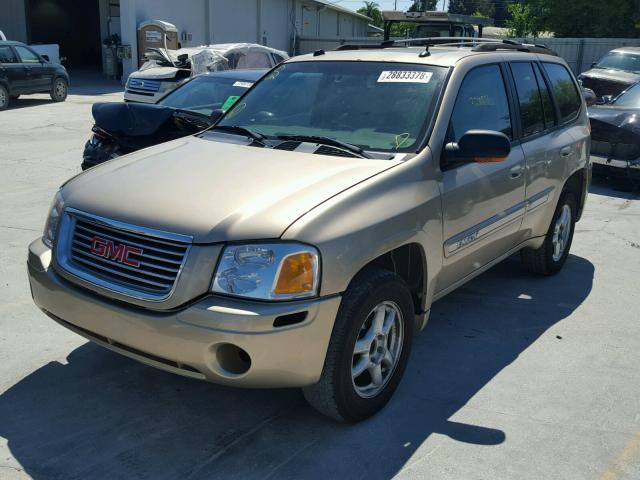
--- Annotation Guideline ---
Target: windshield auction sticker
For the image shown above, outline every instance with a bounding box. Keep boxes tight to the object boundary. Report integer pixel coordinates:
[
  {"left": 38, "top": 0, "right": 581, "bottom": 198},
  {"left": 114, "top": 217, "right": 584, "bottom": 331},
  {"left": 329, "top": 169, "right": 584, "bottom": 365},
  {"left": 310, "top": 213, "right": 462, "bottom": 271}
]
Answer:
[{"left": 377, "top": 71, "right": 432, "bottom": 83}]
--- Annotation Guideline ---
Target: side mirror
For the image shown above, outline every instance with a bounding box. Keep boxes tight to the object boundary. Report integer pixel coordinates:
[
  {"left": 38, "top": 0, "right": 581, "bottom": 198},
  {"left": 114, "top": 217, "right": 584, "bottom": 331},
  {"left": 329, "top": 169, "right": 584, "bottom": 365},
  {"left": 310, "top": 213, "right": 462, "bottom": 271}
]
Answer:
[
  {"left": 444, "top": 130, "right": 511, "bottom": 166},
  {"left": 209, "top": 108, "right": 224, "bottom": 124},
  {"left": 581, "top": 87, "right": 597, "bottom": 106},
  {"left": 41, "top": 54, "right": 50, "bottom": 62},
  {"left": 601, "top": 95, "right": 614, "bottom": 104}
]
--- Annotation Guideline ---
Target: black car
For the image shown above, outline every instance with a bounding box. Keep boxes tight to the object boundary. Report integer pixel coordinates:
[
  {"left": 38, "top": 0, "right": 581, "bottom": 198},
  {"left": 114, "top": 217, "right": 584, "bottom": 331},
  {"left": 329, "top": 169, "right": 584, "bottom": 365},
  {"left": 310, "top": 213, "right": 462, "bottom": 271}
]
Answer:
[
  {"left": 578, "top": 47, "right": 640, "bottom": 100},
  {"left": 589, "top": 81, "right": 640, "bottom": 186},
  {"left": 82, "top": 69, "right": 266, "bottom": 170},
  {"left": 0, "top": 41, "right": 70, "bottom": 110}
]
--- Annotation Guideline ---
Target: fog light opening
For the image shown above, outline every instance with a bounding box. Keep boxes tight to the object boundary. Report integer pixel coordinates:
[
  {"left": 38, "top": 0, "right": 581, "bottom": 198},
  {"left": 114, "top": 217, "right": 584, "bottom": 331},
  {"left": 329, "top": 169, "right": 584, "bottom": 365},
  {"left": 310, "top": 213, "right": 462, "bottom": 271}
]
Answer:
[{"left": 215, "top": 343, "right": 251, "bottom": 376}]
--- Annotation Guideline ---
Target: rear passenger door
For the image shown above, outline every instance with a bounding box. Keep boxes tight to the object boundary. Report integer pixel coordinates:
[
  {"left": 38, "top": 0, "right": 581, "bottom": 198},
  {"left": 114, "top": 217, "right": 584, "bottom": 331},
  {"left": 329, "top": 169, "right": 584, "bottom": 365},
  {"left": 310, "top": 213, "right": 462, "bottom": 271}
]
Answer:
[
  {"left": 437, "top": 64, "right": 527, "bottom": 292},
  {"left": 509, "top": 61, "right": 584, "bottom": 239}
]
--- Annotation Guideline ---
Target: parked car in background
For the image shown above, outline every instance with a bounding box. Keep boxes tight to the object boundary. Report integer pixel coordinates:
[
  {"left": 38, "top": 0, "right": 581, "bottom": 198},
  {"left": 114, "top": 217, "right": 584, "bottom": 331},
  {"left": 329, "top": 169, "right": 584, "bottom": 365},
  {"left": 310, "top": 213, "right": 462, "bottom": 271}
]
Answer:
[
  {"left": 28, "top": 39, "right": 590, "bottom": 422},
  {"left": 124, "top": 43, "right": 287, "bottom": 103},
  {"left": 0, "top": 40, "right": 69, "bottom": 110},
  {"left": 83, "top": 69, "right": 266, "bottom": 170},
  {"left": 578, "top": 47, "right": 640, "bottom": 99},
  {"left": 589, "top": 81, "right": 640, "bottom": 187}
]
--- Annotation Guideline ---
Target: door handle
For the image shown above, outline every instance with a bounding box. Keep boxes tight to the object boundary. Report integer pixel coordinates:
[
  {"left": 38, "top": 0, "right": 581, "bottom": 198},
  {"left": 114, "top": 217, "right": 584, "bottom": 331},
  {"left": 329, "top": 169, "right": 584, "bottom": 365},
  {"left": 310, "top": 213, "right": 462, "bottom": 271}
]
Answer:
[
  {"left": 509, "top": 165, "right": 523, "bottom": 179},
  {"left": 560, "top": 147, "right": 572, "bottom": 158}
]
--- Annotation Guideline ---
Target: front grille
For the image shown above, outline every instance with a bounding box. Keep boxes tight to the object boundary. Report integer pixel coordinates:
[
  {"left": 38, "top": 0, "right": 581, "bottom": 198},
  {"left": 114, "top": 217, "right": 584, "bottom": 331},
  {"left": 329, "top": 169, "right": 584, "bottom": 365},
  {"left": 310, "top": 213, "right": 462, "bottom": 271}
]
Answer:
[
  {"left": 580, "top": 76, "right": 630, "bottom": 97},
  {"left": 58, "top": 210, "right": 191, "bottom": 301},
  {"left": 126, "top": 78, "right": 162, "bottom": 95}
]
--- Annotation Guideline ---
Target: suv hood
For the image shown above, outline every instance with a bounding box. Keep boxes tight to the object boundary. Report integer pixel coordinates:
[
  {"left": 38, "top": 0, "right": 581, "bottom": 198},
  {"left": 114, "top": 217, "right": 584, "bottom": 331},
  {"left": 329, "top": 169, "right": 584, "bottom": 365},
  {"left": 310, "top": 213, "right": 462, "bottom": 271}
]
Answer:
[
  {"left": 64, "top": 137, "right": 400, "bottom": 243},
  {"left": 129, "top": 67, "right": 181, "bottom": 80}
]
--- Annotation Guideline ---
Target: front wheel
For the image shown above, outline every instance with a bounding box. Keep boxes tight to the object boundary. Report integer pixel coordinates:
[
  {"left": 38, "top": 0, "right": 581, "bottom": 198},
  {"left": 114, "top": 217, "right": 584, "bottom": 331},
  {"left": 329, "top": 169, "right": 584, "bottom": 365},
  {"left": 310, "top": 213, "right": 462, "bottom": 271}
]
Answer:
[
  {"left": 50, "top": 78, "right": 68, "bottom": 102},
  {"left": 303, "top": 268, "right": 414, "bottom": 422},
  {"left": 0, "top": 85, "right": 8, "bottom": 111},
  {"left": 521, "top": 191, "right": 577, "bottom": 275}
]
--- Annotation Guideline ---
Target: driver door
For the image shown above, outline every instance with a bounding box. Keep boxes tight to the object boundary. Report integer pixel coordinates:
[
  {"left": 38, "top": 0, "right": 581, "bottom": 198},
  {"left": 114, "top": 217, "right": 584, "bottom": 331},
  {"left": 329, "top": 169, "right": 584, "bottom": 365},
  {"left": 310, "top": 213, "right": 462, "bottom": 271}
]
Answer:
[{"left": 436, "top": 64, "right": 526, "bottom": 292}]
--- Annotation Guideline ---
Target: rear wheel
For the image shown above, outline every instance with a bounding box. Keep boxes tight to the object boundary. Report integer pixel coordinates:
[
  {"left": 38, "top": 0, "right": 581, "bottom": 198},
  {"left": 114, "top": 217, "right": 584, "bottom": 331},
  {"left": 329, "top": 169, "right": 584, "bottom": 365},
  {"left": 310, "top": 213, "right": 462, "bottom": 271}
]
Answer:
[
  {"left": 50, "top": 78, "right": 68, "bottom": 102},
  {"left": 521, "top": 191, "right": 577, "bottom": 275},
  {"left": 303, "top": 268, "right": 414, "bottom": 422},
  {"left": 0, "top": 85, "right": 8, "bottom": 111}
]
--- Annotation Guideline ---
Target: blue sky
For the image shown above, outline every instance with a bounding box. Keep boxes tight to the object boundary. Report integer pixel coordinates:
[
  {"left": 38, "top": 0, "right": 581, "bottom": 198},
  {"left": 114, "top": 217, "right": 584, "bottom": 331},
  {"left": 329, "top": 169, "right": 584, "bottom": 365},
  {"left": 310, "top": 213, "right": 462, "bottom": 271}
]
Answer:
[{"left": 339, "top": 0, "right": 449, "bottom": 13}]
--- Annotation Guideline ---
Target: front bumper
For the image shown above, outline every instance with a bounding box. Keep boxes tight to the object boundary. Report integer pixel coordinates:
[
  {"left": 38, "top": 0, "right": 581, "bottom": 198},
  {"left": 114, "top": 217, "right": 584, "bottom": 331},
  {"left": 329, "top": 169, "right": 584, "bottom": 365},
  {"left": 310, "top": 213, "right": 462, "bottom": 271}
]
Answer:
[
  {"left": 28, "top": 238, "right": 340, "bottom": 388},
  {"left": 591, "top": 154, "right": 640, "bottom": 180}
]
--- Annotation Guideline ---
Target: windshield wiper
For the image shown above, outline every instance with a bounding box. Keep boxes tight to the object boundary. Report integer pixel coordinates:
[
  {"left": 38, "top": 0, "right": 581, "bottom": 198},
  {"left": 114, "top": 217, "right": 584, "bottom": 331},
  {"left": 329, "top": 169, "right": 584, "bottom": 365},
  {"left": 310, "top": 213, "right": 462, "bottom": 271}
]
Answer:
[
  {"left": 210, "top": 125, "right": 266, "bottom": 146},
  {"left": 272, "top": 134, "right": 371, "bottom": 159}
]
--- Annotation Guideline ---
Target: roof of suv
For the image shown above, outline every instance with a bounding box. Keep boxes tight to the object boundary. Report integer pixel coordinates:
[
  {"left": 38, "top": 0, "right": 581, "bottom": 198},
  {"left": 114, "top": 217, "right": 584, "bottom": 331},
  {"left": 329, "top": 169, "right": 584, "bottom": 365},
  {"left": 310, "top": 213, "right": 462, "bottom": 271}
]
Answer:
[
  {"left": 291, "top": 44, "right": 558, "bottom": 68},
  {"left": 611, "top": 47, "right": 640, "bottom": 55},
  {"left": 0, "top": 40, "right": 26, "bottom": 47}
]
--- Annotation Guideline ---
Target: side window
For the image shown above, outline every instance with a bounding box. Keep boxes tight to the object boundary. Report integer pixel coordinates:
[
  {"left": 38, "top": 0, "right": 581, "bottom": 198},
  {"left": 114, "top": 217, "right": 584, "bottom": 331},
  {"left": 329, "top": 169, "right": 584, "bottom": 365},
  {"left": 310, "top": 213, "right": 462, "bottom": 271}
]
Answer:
[
  {"left": 542, "top": 62, "right": 581, "bottom": 123},
  {"left": 510, "top": 62, "right": 545, "bottom": 137},
  {"left": 449, "top": 64, "right": 512, "bottom": 142},
  {"left": 14, "top": 46, "right": 41, "bottom": 64},
  {"left": 237, "top": 52, "right": 272, "bottom": 69},
  {"left": 271, "top": 53, "right": 286, "bottom": 65},
  {"left": 533, "top": 63, "right": 556, "bottom": 128},
  {"left": 0, "top": 46, "right": 18, "bottom": 64}
]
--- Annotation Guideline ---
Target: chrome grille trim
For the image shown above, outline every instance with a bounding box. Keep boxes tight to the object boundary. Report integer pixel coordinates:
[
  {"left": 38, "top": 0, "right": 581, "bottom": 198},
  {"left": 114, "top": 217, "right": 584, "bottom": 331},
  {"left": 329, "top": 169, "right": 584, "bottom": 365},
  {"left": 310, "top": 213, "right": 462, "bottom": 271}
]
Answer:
[{"left": 55, "top": 208, "right": 192, "bottom": 302}]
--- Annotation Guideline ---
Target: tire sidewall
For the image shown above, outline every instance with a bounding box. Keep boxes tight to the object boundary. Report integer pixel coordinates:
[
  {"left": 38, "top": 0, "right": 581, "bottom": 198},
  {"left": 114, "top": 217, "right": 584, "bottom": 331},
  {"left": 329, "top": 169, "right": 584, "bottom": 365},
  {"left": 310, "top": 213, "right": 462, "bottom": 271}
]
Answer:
[
  {"left": 0, "top": 85, "right": 8, "bottom": 110},
  {"left": 544, "top": 192, "right": 577, "bottom": 272},
  {"left": 51, "top": 78, "right": 68, "bottom": 102},
  {"left": 333, "top": 276, "right": 414, "bottom": 421}
]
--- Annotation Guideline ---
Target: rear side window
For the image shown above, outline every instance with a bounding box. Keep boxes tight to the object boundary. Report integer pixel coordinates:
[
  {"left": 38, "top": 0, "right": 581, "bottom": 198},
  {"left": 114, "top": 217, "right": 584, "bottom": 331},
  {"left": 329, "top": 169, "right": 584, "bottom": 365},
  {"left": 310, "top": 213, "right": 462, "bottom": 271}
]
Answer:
[
  {"left": 533, "top": 63, "right": 555, "bottom": 128},
  {"left": 542, "top": 62, "right": 581, "bottom": 123},
  {"left": 0, "top": 46, "right": 18, "bottom": 63},
  {"left": 448, "top": 64, "right": 512, "bottom": 142},
  {"left": 14, "top": 46, "right": 41, "bottom": 64},
  {"left": 510, "top": 62, "right": 545, "bottom": 137}
]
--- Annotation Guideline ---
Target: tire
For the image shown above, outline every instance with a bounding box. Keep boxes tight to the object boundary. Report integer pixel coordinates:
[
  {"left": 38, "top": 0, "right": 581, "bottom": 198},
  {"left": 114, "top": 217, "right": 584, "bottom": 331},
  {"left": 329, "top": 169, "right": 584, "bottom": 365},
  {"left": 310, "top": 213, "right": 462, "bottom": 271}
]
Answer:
[
  {"left": 0, "top": 85, "right": 8, "bottom": 111},
  {"left": 303, "top": 268, "right": 415, "bottom": 422},
  {"left": 521, "top": 191, "right": 577, "bottom": 275},
  {"left": 50, "top": 78, "right": 68, "bottom": 102}
]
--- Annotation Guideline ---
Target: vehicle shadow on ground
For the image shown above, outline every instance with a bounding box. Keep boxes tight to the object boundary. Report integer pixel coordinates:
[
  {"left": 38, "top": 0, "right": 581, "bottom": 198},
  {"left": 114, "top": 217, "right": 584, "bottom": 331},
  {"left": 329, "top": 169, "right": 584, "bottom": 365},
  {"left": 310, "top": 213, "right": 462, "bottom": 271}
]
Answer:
[
  {"left": 590, "top": 175, "right": 640, "bottom": 199},
  {"left": 0, "top": 255, "right": 594, "bottom": 479},
  {"left": 5, "top": 98, "right": 53, "bottom": 110}
]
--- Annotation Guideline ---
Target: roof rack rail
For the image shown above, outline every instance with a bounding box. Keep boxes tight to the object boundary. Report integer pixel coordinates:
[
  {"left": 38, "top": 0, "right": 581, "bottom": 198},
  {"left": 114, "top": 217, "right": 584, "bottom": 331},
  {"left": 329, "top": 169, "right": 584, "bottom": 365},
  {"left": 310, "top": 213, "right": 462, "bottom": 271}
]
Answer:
[{"left": 332, "top": 37, "right": 557, "bottom": 56}]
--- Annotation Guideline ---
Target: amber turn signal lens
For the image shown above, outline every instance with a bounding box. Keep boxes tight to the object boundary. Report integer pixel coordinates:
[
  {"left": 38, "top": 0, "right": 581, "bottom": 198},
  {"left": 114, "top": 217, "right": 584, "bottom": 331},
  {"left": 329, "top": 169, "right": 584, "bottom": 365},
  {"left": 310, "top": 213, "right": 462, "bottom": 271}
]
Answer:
[{"left": 274, "top": 252, "right": 317, "bottom": 295}]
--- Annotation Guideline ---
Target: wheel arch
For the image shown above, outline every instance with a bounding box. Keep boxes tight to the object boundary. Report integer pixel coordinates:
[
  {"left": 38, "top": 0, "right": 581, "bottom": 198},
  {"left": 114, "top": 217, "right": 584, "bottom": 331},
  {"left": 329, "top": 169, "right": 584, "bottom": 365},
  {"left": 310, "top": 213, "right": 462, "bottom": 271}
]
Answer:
[
  {"left": 347, "top": 242, "right": 429, "bottom": 331},
  {"left": 563, "top": 167, "right": 589, "bottom": 221}
]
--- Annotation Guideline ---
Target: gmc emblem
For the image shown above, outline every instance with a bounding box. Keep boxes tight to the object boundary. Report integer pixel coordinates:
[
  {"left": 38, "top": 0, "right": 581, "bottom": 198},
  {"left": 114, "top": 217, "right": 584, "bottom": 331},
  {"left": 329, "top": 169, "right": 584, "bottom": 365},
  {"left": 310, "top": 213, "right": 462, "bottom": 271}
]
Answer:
[{"left": 90, "top": 236, "right": 143, "bottom": 268}]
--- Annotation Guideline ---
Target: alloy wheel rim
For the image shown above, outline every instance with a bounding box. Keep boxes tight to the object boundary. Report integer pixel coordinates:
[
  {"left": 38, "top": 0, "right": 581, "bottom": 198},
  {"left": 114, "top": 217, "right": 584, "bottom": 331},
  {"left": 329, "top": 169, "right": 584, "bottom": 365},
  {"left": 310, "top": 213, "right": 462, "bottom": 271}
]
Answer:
[
  {"left": 0, "top": 89, "right": 6, "bottom": 107},
  {"left": 552, "top": 204, "right": 571, "bottom": 261},
  {"left": 351, "top": 301, "right": 404, "bottom": 398},
  {"left": 56, "top": 81, "right": 66, "bottom": 97}
]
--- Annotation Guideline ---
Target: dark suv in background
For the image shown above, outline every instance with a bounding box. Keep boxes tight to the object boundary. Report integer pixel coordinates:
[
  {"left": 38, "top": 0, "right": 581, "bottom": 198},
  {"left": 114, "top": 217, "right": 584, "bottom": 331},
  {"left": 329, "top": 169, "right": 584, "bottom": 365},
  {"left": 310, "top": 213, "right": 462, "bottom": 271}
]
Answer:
[{"left": 0, "top": 40, "right": 69, "bottom": 110}]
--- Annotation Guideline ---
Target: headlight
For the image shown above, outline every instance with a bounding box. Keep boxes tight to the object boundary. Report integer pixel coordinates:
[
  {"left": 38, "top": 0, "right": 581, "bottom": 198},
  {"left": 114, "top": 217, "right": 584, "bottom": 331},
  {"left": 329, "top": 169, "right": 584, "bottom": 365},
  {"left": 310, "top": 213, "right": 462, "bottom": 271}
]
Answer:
[
  {"left": 43, "top": 191, "right": 65, "bottom": 248},
  {"left": 212, "top": 243, "right": 320, "bottom": 300}
]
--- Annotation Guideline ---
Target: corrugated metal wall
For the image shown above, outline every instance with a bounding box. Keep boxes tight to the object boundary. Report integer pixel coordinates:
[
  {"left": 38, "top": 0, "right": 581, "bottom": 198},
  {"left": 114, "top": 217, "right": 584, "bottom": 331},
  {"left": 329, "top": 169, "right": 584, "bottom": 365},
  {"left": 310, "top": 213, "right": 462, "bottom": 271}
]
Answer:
[
  {"left": 517, "top": 38, "right": 640, "bottom": 73},
  {"left": 0, "top": 0, "right": 28, "bottom": 42}
]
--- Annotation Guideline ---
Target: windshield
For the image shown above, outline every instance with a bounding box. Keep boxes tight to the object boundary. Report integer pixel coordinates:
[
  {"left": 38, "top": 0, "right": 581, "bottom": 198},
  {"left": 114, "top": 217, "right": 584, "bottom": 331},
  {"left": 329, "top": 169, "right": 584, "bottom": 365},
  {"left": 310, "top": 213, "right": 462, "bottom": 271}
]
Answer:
[
  {"left": 158, "top": 75, "right": 255, "bottom": 116},
  {"left": 217, "top": 61, "right": 447, "bottom": 153},
  {"left": 614, "top": 83, "right": 640, "bottom": 107},
  {"left": 596, "top": 52, "right": 640, "bottom": 73}
]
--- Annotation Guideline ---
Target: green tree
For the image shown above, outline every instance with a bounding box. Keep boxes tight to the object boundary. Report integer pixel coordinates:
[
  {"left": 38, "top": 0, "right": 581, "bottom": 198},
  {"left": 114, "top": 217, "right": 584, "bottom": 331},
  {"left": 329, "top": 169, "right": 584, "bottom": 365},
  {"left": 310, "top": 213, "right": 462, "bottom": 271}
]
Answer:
[
  {"left": 513, "top": 0, "right": 640, "bottom": 38},
  {"left": 408, "top": 0, "right": 438, "bottom": 11},
  {"left": 357, "top": 1, "right": 383, "bottom": 27},
  {"left": 505, "top": 3, "right": 541, "bottom": 37}
]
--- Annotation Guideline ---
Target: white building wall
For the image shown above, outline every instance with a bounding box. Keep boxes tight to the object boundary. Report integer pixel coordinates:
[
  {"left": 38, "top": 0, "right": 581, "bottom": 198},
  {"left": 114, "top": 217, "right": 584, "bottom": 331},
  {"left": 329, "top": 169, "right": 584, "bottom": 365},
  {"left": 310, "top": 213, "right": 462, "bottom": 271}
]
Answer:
[
  {"left": 0, "top": 0, "right": 28, "bottom": 42},
  {"left": 338, "top": 13, "right": 353, "bottom": 37},
  {"left": 135, "top": 0, "right": 208, "bottom": 47},
  {"left": 260, "top": 0, "right": 291, "bottom": 52},
  {"left": 318, "top": 9, "right": 338, "bottom": 37},
  {"left": 210, "top": 0, "right": 258, "bottom": 44}
]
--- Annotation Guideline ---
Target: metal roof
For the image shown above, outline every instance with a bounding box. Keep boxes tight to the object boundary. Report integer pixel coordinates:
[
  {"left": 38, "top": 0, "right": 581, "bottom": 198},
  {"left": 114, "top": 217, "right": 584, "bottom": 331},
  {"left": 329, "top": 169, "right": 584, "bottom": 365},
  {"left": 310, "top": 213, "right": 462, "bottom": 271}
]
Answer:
[{"left": 311, "top": 0, "right": 372, "bottom": 21}]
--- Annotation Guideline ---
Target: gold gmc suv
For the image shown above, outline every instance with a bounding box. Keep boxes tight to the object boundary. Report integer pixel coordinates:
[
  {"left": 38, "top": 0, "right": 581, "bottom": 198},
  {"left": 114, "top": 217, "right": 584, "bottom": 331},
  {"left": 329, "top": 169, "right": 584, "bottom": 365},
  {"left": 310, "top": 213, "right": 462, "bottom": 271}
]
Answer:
[{"left": 28, "top": 39, "right": 591, "bottom": 422}]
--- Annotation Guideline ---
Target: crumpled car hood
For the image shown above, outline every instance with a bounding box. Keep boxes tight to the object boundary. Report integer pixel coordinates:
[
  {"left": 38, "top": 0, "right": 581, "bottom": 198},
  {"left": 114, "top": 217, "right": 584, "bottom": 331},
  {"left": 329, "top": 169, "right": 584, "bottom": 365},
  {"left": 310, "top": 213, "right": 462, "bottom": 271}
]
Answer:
[
  {"left": 63, "top": 136, "right": 400, "bottom": 243},
  {"left": 129, "top": 67, "right": 181, "bottom": 80},
  {"left": 92, "top": 102, "right": 176, "bottom": 136},
  {"left": 581, "top": 68, "right": 640, "bottom": 85},
  {"left": 588, "top": 106, "right": 640, "bottom": 159}
]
